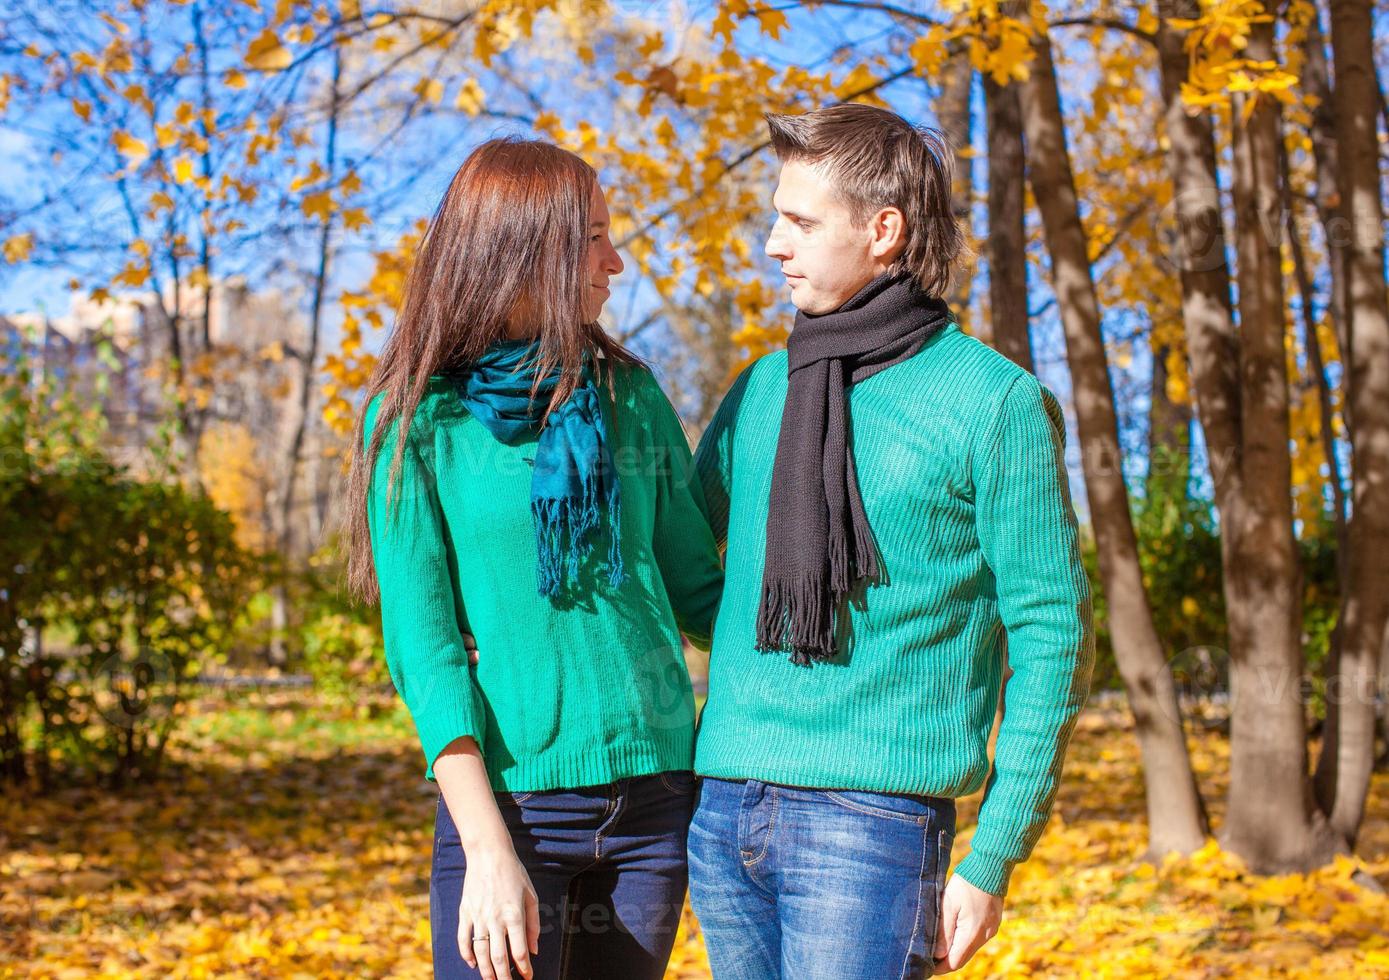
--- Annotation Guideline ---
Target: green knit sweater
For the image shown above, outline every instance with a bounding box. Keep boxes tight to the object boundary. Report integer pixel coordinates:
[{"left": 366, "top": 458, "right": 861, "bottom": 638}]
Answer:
[
  {"left": 692, "top": 322, "right": 1095, "bottom": 899},
  {"left": 365, "top": 362, "right": 723, "bottom": 790}
]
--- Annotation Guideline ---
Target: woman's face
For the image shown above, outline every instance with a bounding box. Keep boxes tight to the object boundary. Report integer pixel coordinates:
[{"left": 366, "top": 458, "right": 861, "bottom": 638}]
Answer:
[{"left": 584, "top": 181, "right": 624, "bottom": 322}]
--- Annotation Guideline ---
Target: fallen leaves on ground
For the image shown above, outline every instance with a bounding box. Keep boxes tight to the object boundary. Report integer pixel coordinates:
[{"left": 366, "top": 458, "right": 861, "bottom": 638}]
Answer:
[{"left": 2, "top": 693, "right": 1385, "bottom": 978}]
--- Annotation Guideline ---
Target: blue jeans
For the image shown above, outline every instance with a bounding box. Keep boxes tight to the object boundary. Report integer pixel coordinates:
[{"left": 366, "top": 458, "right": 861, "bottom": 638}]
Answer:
[
  {"left": 431, "top": 771, "right": 697, "bottom": 980},
  {"left": 687, "top": 777, "right": 956, "bottom": 980}
]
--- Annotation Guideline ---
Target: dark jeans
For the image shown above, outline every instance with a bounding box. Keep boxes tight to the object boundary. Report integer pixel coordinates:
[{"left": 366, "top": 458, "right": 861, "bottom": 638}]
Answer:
[
  {"left": 430, "top": 771, "right": 697, "bottom": 980},
  {"left": 687, "top": 777, "right": 956, "bottom": 980}
]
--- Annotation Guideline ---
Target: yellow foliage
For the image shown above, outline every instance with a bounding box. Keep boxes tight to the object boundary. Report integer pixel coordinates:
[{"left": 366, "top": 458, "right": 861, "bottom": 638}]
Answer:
[
  {"left": 245, "top": 28, "right": 292, "bottom": 72},
  {"left": 454, "top": 78, "right": 486, "bottom": 116},
  {"left": 4, "top": 698, "right": 1387, "bottom": 977},
  {"left": 413, "top": 77, "right": 444, "bottom": 104},
  {"left": 113, "top": 260, "right": 151, "bottom": 288},
  {"left": 3, "top": 232, "right": 34, "bottom": 263},
  {"left": 113, "top": 131, "right": 149, "bottom": 166},
  {"left": 300, "top": 191, "right": 333, "bottom": 221},
  {"left": 197, "top": 422, "right": 270, "bottom": 551}
]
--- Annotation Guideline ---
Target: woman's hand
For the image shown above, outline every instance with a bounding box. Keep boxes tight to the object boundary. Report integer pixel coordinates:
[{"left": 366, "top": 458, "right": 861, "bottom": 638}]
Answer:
[
  {"left": 457, "top": 845, "right": 540, "bottom": 979},
  {"left": 434, "top": 737, "right": 538, "bottom": 978}
]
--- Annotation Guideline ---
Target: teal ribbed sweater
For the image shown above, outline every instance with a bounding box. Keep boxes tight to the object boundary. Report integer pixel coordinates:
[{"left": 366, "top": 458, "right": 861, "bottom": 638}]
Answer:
[
  {"left": 692, "top": 323, "right": 1095, "bottom": 899},
  {"left": 365, "top": 362, "right": 723, "bottom": 790}
]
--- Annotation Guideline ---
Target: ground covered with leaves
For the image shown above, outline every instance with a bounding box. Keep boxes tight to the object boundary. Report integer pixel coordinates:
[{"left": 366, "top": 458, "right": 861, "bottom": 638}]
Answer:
[{"left": 3, "top": 691, "right": 1385, "bottom": 978}]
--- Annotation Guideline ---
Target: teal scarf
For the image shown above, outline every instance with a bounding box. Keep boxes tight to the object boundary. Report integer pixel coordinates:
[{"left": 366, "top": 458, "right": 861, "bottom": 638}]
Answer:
[{"left": 446, "top": 340, "right": 624, "bottom": 597}]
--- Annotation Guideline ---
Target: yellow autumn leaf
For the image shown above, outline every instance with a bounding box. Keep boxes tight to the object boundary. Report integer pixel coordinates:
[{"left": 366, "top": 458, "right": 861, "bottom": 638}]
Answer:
[
  {"left": 3, "top": 233, "right": 34, "bottom": 263},
  {"left": 113, "top": 131, "right": 149, "bottom": 165},
  {"left": 114, "top": 261, "right": 151, "bottom": 287},
  {"left": 756, "top": 8, "right": 788, "bottom": 39},
  {"left": 301, "top": 191, "right": 333, "bottom": 220},
  {"left": 72, "top": 98, "right": 92, "bottom": 122},
  {"left": 290, "top": 160, "right": 326, "bottom": 192},
  {"left": 173, "top": 157, "right": 196, "bottom": 183},
  {"left": 454, "top": 78, "right": 485, "bottom": 116},
  {"left": 245, "top": 28, "right": 291, "bottom": 72},
  {"left": 342, "top": 208, "right": 371, "bottom": 231},
  {"left": 414, "top": 77, "right": 444, "bottom": 104}
]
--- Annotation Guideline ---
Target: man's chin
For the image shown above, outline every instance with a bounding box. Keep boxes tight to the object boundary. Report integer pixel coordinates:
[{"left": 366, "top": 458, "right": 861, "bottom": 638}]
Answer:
[{"left": 791, "top": 294, "right": 832, "bottom": 315}]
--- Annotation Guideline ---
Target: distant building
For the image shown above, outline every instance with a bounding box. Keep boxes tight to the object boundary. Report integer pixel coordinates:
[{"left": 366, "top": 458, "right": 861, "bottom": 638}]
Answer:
[{"left": 3, "top": 278, "right": 346, "bottom": 557}]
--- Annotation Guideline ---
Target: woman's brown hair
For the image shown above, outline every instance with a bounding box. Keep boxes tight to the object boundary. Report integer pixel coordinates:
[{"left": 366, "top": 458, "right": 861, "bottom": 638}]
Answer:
[{"left": 344, "top": 137, "right": 641, "bottom": 604}]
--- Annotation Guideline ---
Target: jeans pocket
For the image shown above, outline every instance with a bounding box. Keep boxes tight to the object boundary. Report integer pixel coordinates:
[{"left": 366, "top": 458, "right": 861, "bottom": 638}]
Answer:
[
  {"left": 658, "top": 769, "right": 698, "bottom": 795},
  {"left": 493, "top": 789, "right": 535, "bottom": 807},
  {"left": 823, "top": 789, "right": 942, "bottom": 825}
]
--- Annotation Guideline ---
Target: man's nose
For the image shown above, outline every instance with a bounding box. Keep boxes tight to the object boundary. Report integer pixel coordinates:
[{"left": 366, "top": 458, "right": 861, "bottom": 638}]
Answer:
[{"left": 765, "top": 225, "right": 790, "bottom": 260}]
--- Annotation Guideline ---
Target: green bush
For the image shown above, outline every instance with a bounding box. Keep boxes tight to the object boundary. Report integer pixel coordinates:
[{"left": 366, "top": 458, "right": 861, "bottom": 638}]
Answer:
[
  {"left": 1083, "top": 449, "right": 1340, "bottom": 720},
  {"left": 0, "top": 358, "right": 253, "bottom": 788},
  {"left": 297, "top": 541, "right": 390, "bottom": 703}
]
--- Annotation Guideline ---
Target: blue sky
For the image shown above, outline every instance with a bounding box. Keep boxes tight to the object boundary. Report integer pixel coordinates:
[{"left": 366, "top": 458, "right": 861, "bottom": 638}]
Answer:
[{"left": 4, "top": 0, "right": 1382, "bottom": 524}]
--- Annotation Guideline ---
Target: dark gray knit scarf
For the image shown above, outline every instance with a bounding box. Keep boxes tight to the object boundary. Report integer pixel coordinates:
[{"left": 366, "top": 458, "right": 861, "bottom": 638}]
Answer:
[{"left": 756, "top": 270, "right": 954, "bottom": 665}]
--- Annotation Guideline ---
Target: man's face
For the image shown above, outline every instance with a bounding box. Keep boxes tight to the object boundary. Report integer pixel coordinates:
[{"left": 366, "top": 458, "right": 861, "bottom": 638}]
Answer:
[{"left": 765, "top": 159, "right": 900, "bottom": 315}]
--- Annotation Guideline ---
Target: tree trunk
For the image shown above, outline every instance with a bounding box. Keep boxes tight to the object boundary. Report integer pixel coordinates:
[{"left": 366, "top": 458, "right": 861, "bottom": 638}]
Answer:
[
  {"left": 1300, "top": 5, "right": 1354, "bottom": 439},
  {"left": 1017, "top": 15, "right": 1208, "bottom": 859},
  {"left": 1220, "top": 4, "right": 1343, "bottom": 871},
  {"left": 1312, "top": 0, "right": 1389, "bottom": 849},
  {"left": 937, "top": 46, "right": 976, "bottom": 321},
  {"left": 1154, "top": 5, "right": 1243, "bottom": 502},
  {"left": 192, "top": 0, "right": 215, "bottom": 355},
  {"left": 982, "top": 65, "right": 1029, "bottom": 745},
  {"left": 1146, "top": 338, "right": 1192, "bottom": 497},
  {"left": 1278, "top": 135, "right": 1348, "bottom": 551},
  {"left": 280, "top": 45, "right": 343, "bottom": 555},
  {"left": 985, "top": 72, "right": 1033, "bottom": 373}
]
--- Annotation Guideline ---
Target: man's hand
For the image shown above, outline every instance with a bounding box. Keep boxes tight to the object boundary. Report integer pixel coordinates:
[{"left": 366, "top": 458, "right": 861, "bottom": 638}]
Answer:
[
  {"left": 463, "top": 632, "right": 479, "bottom": 666},
  {"left": 932, "top": 873, "right": 1004, "bottom": 974}
]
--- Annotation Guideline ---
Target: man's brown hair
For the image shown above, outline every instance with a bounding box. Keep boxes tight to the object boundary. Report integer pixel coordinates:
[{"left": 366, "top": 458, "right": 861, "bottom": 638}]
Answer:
[{"left": 765, "top": 103, "right": 968, "bottom": 298}]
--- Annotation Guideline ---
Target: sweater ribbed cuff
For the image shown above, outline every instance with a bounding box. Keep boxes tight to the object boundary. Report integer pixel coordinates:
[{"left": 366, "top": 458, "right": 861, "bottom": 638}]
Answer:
[
  {"left": 952, "top": 849, "right": 1016, "bottom": 899},
  {"left": 415, "top": 687, "right": 486, "bottom": 783}
]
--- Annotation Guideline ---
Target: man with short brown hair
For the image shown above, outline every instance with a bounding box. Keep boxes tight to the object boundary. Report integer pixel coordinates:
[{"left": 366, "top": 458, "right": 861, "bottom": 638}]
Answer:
[{"left": 688, "top": 102, "right": 1095, "bottom": 978}]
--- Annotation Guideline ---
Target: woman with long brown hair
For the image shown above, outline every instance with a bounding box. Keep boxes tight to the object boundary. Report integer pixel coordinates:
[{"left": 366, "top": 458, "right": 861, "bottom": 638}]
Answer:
[{"left": 344, "top": 137, "right": 723, "bottom": 980}]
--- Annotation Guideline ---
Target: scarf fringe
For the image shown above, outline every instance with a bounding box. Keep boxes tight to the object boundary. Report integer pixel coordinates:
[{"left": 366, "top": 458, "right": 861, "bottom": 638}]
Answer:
[
  {"left": 851, "top": 518, "right": 879, "bottom": 585},
  {"left": 605, "top": 483, "right": 625, "bottom": 589},
  {"left": 828, "top": 529, "right": 851, "bottom": 597},
  {"left": 755, "top": 575, "right": 838, "bottom": 667},
  {"left": 533, "top": 470, "right": 624, "bottom": 597}
]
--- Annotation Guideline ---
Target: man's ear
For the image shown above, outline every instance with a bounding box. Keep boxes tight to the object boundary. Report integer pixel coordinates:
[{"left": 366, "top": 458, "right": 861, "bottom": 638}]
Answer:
[{"left": 869, "top": 206, "right": 907, "bottom": 263}]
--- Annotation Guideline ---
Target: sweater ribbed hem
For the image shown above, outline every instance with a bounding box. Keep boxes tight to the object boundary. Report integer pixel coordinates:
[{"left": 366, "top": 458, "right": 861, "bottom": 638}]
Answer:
[
  {"left": 692, "top": 752, "right": 987, "bottom": 800},
  {"left": 427, "top": 726, "right": 695, "bottom": 792}
]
